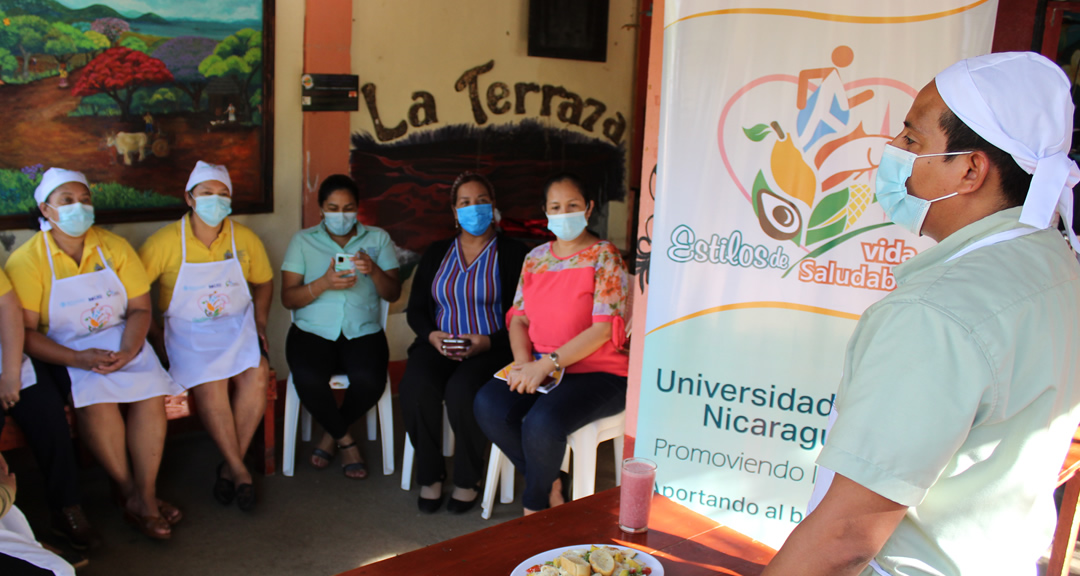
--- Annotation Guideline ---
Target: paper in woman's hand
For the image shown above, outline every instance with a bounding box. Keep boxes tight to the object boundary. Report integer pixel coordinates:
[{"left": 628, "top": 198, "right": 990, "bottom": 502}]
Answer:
[{"left": 493, "top": 353, "right": 565, "bottom": 393}]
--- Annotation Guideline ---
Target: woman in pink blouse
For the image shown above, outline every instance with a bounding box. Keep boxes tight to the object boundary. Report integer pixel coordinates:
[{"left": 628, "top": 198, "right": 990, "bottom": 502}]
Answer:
[{"left": 474, "top": 173, "right": 629, "bottom": 515}]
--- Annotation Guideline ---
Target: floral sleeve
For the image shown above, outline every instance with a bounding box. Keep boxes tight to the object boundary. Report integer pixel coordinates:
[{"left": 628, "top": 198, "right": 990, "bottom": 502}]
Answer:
[
  {"left": 506, "top": 258, "right": 528, "bottom": 326},
  {"left": 592, "top": 243, "right": 627, "bottom": 320}
]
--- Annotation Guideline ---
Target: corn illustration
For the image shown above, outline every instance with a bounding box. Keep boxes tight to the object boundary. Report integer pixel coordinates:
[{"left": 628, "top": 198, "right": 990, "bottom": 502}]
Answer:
[
  {"left": 846, "top": 183, "right": 871, "bottom": 229},
  {"left": 769, "top": 121, "right": 817, "bottom": 207}
]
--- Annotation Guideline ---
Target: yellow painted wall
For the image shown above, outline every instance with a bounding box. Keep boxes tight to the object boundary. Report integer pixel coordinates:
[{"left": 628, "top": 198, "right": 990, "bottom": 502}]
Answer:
[
  {"left": 351, "top": 0, "right": 638, "bottom": 247},
  {"left": 0, "top": 0, "right": 640, "bottom": 373},
  {"left": 351, "top": 0, "right": 641, "bottom": 358}
]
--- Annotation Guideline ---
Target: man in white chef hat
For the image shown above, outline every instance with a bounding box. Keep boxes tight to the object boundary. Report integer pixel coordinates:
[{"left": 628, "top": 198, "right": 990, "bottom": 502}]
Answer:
[{"left": 763, "top": 52, "right": 1080, "bottom": 576}]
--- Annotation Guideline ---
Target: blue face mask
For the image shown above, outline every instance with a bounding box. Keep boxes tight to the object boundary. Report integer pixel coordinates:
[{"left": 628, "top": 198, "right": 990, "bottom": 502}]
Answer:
[
  {"left": 456, "top": 204, "right": 493, "bottom": 236},
  {"left": 193, "top": 195, "right": 232, "bottom": 227},
  {"left": 875, "top": 144, "right": 968, "bottom": 235},
  {"left": 323, "top": 211, "right": 358, "bottom": 236},
  {"left": 546, "top": 211, "right": 588, "bottom": 241},
  {"left": 48, "top": 202, "right": 94, "bottom": 237}
]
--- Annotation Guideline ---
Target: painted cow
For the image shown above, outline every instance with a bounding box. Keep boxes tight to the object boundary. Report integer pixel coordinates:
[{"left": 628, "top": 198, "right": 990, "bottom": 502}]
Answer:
[{"left": 106, "top": 132, "right": 148, "bottom": 166}]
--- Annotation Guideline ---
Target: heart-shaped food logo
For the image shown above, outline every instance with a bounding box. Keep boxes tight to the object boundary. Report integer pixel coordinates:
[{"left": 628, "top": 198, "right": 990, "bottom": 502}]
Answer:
[{"left": 718, "top": 46, "right": 917, "bottom": 264}]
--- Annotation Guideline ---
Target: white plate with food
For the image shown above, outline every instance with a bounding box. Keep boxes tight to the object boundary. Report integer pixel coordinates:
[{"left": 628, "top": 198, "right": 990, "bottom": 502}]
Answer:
[{"left": 510, "top": 544, "right": 663, "bottom": 576}]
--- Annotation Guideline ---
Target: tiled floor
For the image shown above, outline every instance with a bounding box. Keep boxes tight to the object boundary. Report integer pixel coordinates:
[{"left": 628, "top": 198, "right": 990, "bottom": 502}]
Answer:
[
  {"left": 7, "top": 404, "right": 1076, "bottom": 575},
  {"left": 8, "top": 402, "right": 619, "bottom": 576}
]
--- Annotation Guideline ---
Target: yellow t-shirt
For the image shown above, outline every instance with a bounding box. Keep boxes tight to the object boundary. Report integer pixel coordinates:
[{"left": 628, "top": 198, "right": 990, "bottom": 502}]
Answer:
[
  {"left": 139, "top": 217, "right": 274, "bottom": 312},
  {"left": 0, "top": 267, "right": 12, "bottom": 299},
  {"left": 5, "top": 227, "right": 150, "bottom": 332}
]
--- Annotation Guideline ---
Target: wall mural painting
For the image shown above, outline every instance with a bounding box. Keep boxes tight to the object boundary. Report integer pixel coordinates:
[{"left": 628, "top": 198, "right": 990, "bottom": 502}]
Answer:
[
  {"left": 352, "top": 59, "right": 629, "bottom": 274},
  {"left": 0, "top": 0, "right": 274, "bottom": 229},
  {"left": 350, "top": 120, "right": 626, "bottom": 273},
  {"left": 360, "top": 60, "right": 628, "bottom": 145}
]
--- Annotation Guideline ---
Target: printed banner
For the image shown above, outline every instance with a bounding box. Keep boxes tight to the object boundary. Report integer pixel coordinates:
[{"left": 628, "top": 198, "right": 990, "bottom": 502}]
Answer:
[{"left": 636, "top": 0, "right": 998, "bottom": 548}]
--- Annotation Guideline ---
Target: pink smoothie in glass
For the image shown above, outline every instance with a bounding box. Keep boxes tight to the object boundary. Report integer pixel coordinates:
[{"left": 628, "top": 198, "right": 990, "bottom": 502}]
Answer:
[{"left": 619, "top": 459, "right": 657, "bottom": 533}]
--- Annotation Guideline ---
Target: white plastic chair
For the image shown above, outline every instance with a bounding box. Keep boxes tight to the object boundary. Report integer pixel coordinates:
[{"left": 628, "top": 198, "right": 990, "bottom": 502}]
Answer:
[
  {"left": 480, "top": 410, "right": 626, "bottom": 519},
  {"left": 400, "top": 407, "right": 455, "bottom": 490},
  {"left": 282, "top": 300, "right": 395, "bottom": 477}
]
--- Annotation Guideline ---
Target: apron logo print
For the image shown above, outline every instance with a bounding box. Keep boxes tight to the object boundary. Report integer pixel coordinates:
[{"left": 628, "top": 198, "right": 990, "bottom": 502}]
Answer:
[
  {"left": 81, "top": 303, "right": 113, "bottom": 333},
  {"left": 199, "top": 291, "right": 230, "bottom": 318}
]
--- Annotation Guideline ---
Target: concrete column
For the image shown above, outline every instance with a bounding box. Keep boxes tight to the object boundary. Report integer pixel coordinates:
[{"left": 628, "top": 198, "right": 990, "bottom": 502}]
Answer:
[{"left": 302, "top": 0, "right": 353, "bottom": 227}]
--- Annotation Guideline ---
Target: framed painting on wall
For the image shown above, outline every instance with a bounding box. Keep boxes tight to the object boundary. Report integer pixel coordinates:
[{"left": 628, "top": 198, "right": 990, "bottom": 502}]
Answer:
[{"left": 0, "top": 0, "right": 274, "bottom": 229}]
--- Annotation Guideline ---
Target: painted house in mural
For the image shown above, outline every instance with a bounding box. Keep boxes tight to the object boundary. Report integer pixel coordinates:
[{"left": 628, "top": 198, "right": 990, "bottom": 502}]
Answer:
[{"left": 0, "top": 0, "right": 269, "bottom": 224}]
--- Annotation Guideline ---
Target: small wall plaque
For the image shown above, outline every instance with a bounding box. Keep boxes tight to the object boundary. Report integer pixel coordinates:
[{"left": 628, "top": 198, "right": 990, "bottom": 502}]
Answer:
[{"left": 301, "top": 74, "right": 360, "bottom": 112}]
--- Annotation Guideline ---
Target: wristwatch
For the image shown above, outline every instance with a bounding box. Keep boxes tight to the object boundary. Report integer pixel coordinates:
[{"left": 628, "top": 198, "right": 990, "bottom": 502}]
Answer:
[{"left": 548, "top": 352, "right": 561, "bottom": 371}]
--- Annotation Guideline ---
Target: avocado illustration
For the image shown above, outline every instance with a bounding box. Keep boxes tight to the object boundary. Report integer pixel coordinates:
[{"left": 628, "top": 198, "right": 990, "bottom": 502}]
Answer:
[{"left": 755, "top": 188, "right": 802, "bottom": 241}]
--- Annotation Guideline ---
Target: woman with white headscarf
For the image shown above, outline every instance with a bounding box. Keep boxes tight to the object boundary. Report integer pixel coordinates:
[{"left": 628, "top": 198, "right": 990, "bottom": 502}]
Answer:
[
  {"left": 139, "top": 161, "right": 273, "bottom": 511},
  {"left": 5, "top": 168, "right": 181, "bottom": 541}
]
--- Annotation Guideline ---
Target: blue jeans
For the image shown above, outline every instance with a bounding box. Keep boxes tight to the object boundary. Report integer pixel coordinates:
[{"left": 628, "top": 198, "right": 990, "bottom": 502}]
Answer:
[{"left": 474, "top": 372, "right": 627, "bottom": 511}]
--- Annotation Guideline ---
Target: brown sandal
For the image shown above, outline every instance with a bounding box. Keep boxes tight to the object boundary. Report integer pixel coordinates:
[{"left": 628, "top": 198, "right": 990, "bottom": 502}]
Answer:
[
  {"left": 123, "top": 509, "right": 171, "bottom": 540},
  {"left": 157, "top": 499, "right": 183, "bottom": 526}
]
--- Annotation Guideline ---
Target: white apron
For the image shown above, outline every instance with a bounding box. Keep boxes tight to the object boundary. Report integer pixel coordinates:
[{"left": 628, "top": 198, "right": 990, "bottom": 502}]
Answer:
[
  {"left": 0, "top": 348, "right": 37, "bottom": 392},
  {"left": 0, "top": 506, "right": 75, "bottom": 576},
  {"left": 44, "top": 232, "right": 176, "bottom": 408},
  {"left": 163, "top": 217, "right": 260, "bottom": 389},
  {"left": 808, "top": 227, "right": 1041, "bottom": 576}
]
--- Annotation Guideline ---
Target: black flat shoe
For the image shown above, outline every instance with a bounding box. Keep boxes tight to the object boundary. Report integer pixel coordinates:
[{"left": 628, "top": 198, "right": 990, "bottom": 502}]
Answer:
[
  {"left": 213, "top": 461, "right": 235, "bottom": 506},
  {"left": 418, "top": 494, "right": 445, "bottom": 514},
  {"left": 446, "top": 496, "right": 478, "bottom": 515},
  {"left": 236, "top": 483, "right": 256, "bottom": 511},
  {"left": 559, "top": 470, "right": 572, "bottom": 503}
]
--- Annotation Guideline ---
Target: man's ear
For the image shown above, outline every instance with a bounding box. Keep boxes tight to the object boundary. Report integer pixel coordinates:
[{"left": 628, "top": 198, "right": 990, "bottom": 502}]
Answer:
[{"left": 956, "top": 150, "right": 991, "bottom": 196}]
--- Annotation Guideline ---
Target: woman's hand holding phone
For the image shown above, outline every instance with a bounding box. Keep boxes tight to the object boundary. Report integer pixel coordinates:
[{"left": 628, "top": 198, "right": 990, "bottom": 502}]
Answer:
[
  {"left": 441, "top": 336, "right": 471, "bottom": 360},
  {"left": 323, "top": 261, "right": 357, "bottom": 290}
]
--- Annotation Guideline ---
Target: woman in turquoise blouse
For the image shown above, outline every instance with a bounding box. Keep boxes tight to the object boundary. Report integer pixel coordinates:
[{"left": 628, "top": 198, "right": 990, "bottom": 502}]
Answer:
[{"left": 280, "top": 174, "right": 401, "bottom": 479}]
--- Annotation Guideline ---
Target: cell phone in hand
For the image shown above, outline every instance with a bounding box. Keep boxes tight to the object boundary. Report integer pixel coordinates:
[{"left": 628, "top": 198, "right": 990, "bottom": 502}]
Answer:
[
  {"left": 442, "top": 338, "right": 471, "bottom": 353},
  {"left": 335, "top": 253, "right": 356, "bottom": 277}
]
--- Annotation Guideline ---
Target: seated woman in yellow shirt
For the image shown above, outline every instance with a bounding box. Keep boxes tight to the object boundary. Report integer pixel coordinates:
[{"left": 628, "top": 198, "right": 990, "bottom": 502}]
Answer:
[
  {"left": 6, "top": 168, "right": 181, "bottom": 541},
  {"left": 0, "top": 265, "right": 99, "bottom": 551},
  {"left": 139, "top": 161, "right": 272, "bottom": 512}
]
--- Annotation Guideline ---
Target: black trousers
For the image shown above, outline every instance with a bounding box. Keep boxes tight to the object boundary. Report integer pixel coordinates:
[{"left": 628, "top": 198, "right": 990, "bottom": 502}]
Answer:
[
  {"left": 2, "top": 359, "right": 81, "bottom": 514},
  {"left": 398, "top": 339, "right": 510, "bottom": 488},
  {"left": 0, "top": 553, "right": 53, "bottom": 576},
  {"left": 285, "top": 325, "right": 389, "bottom": 440}
]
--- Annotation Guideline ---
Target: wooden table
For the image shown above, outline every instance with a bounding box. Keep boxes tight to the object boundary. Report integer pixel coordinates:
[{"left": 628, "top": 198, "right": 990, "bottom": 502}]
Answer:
[
  {"left": 339, "top": 488, "right": 776, "bottom": 576},
  {"left": 1049, "top": 428, "right": 1080, "bottom": 576}
]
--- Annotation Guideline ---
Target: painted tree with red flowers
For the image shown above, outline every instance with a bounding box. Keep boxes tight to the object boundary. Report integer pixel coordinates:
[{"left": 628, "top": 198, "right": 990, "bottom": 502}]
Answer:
[{"left": 73, "top": 47, "right": 173, "bottom": 120}]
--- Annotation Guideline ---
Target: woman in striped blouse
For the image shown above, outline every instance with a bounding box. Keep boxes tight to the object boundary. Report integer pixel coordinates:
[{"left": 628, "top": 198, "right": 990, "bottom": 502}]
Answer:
[{"left": 399, "top": 172, "right": 528, "bottom": 514}]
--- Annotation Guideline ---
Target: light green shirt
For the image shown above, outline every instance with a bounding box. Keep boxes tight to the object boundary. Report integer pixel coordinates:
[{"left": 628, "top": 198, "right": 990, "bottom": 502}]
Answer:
[
  {"left": 281, "top": 223, "right": 399, "bottom": 341},
  {"left": 818, "top": 207, "right": 1080, "bottom": 576}
]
